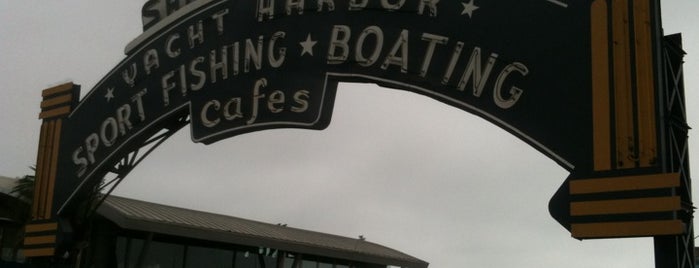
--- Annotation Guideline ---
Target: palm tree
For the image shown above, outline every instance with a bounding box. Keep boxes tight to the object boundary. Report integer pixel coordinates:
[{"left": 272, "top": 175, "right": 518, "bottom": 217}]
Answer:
[{"left": 11, "top": 167, "right": 35, "bottom": 204}]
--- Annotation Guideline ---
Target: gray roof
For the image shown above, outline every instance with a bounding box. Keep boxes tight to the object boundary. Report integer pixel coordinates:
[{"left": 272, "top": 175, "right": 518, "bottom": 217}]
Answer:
[{"left": 98, "top": 195, "right": 428, "bottom": 268}]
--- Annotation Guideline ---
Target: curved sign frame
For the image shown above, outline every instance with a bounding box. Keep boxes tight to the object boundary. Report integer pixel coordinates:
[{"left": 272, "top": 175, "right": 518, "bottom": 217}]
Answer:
[{"left": 63, "top": 0, "right": 591, "bottom": 208}]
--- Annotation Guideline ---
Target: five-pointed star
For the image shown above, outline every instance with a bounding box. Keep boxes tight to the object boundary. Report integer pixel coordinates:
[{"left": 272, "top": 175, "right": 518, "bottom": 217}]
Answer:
[
  {"left": 105, "top": 88, "right": 115, "bottom": 102},
  {"left": 299, "top": 34, "right": 318, "bottom": 56},
  {"left": 461, "top": 0, "right": 479, "bottom": 18}
]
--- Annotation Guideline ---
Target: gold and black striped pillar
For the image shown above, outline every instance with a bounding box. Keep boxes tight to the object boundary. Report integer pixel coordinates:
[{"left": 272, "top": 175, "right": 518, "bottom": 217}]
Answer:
[
  {"left": 591, "top": 0, "right": 658, "bottom": 171},
  {"left": 24, "top": 82, "right": 79, "bottom": 258},
  {"left": 569, "top": 0, "right": 683, "bottom": 239},
  {"left": 569, "top": 173, "right": 684, "bottom": 239}
]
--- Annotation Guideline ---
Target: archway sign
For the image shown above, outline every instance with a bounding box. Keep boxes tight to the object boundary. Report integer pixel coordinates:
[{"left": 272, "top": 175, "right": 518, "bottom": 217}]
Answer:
[{"left": 27, "top": 0, "right": 693, "bottom": 266}]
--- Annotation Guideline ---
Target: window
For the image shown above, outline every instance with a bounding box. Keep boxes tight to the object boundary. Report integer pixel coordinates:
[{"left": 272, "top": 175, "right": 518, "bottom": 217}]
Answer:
[
  {"left": 302, "top": 260, "right": 317, "bottom": 268},
  {"left": 185, "top": 246, "right": 234, "bottom": 268},
  {"left": 115, "top": 237, "right": 184, "bottom": 268},
  {"left": 116, "top": 237, "right": 144, "bottom": 268},
  {"left": 141, "top": 241, "right": 184, "bottom": 268},
  {"left": 283, "top": 253, "right": 300, "bottom": 268},
  {"left": 113, "top": 235, "right": 366, "bottom": 268},
  {"left": 236, "top": 250, "right": 261, "bottom": 267}
]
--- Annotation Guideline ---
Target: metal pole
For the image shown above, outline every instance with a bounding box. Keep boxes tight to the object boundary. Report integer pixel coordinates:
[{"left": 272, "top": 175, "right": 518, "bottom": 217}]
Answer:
[{"left": 653, "top": 33, "right": 694, "bottom": 268}]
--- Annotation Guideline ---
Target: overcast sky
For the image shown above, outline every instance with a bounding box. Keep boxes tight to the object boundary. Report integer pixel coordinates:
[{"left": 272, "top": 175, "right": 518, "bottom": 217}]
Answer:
[{"left": 1, "top": 1, "right": 698, "bottom": 267}]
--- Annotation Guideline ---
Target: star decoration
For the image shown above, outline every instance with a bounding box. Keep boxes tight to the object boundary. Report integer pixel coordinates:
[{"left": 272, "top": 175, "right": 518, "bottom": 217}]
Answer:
[
  {"left": 299, "top": 34, "right": 318, "bottom": 56},
  {"left": 105, "top": 88, "right": 115, "bottom": 102},
  {"left": 461, "top": 0, "right": 479, "bottom": 18}
]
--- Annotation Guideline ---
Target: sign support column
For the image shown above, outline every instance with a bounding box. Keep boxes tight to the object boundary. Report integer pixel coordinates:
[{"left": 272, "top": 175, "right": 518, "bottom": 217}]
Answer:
[
  {"left": 24, "top": 82, "right": 80, "bottom": 259},
  {"left": 653, "top": 34, "right": 694, "bottom": 268}
]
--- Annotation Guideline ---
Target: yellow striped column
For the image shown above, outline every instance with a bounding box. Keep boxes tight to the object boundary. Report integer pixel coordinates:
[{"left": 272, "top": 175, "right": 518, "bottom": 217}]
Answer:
[
  {"left": 23, "top": 221, "right": 59, "bottom": 258},
  {"left": 591, "top": 0, "right": 659, "bottom": 171},
  {"left": 24, "top": 82, "right": 79, "bottom": 258},
  {"left": 569, "top": 173, "right": 684, "bottom": 239}
]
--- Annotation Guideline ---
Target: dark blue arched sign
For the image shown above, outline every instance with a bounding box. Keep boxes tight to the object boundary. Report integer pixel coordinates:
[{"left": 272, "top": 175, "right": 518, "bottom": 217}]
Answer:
[
  {"left": 27, "top": 1, "right": 689, "bottom": 259},
  {"left": 64, "top": 0, "right": 591, "bottom": 203}
]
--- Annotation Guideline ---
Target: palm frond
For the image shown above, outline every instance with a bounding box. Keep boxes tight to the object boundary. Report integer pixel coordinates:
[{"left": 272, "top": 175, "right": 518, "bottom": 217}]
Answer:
[{"left": 11, "top": 166, "right": 35, "bottom": 203}]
